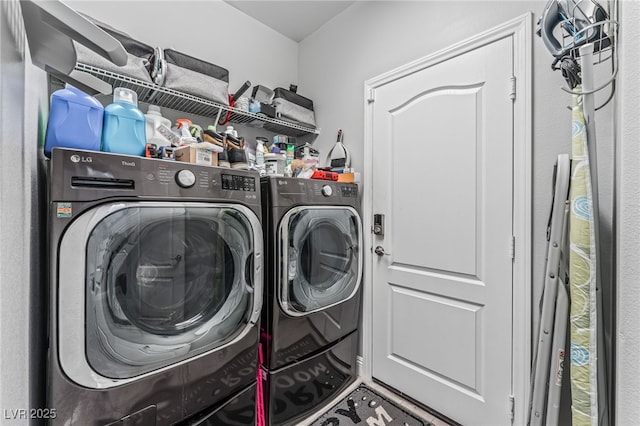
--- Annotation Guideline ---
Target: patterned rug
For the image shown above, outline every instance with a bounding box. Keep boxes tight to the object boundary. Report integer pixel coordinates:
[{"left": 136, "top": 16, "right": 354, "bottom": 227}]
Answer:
[{"left": 308, "top": 384, "right": 432, "bottom": 426}]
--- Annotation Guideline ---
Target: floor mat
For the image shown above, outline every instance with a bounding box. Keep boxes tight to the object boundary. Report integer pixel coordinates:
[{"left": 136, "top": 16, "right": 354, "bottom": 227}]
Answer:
[{"left": 308, "top": 384, "right": 432, "bottom": 426}]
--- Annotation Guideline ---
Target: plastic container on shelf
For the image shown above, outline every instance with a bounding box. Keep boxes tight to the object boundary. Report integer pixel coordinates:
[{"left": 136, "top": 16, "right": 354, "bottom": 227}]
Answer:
[
  {"left": 224, "top": 126, "right": 238, "bottom": 138},
  {"left": 255, "top": 138, "right": 266, "bottom": 177},
  {"left": 284, "top": 143, "right": 295, "bottom": 177},
  {"left": 264, "top": 152, "right": 286, "bottom": 176},
  {"left": 144, "top": 105, "right": 172, "bottom": 147},
  {"left": 235, "top": 96, "right": 249, "bottom": 112},
  {"left": 44, "top": 85, "right": 104, "bottom": 157},
  {"left": 243, "top": 137, "right": 256, "bottom": 169},
  {"left": 101, "top": 87, "right": 146, "bottom": 156},
  {"left": 249, "top": 99, "right": 261, "bottom": 114}
]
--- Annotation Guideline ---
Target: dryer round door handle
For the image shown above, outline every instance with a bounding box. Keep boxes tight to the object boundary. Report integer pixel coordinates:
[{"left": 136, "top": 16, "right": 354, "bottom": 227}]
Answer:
[{"left": 374, "top": 246, "right": 390, "bottom": 256}]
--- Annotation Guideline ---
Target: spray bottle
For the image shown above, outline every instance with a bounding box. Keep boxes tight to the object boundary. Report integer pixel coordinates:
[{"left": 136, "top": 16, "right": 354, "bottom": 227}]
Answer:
[{"left": 176, "top": 119, "right": 197, "bottom": 145}]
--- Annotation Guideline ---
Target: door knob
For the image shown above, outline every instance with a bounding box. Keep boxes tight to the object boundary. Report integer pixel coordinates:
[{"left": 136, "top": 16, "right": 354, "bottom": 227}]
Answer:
[{"left": 374, "top": 246, "right": 389, "bottom": 256}]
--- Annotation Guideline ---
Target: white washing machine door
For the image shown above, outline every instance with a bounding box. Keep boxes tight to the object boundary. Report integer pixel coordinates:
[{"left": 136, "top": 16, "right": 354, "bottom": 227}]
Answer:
[
  {"left": 278, "top": 206, "right": 362, "bottom": 316},
  {"left": 57, "top": 202, "right": 262, "bottom": 388}
]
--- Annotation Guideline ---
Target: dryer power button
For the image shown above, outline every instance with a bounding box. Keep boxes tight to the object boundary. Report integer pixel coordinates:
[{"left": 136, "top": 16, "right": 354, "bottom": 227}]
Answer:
[
  {"left": 321, "top": 185, "right": 333, "bottom": 197},
  {"left": 175, "top": 169, "right": 196, "bottom": 188}
]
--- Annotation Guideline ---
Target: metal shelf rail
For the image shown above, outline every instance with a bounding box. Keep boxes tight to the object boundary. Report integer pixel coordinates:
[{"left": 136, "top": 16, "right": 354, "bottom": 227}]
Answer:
[{"left": 73, "top": 63, "right": 321, "bottom": 137}]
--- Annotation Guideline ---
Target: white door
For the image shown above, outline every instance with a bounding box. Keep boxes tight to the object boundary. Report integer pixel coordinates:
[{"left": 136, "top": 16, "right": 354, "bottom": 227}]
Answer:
[{"left": 371, "top": 36, "right": 515, "bottom": 425}]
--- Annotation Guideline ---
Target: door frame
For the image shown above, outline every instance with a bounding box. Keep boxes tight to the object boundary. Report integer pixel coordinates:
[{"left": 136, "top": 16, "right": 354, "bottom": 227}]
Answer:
[{"left": 361, "top": 13, "right": 532, "bottom": 425}]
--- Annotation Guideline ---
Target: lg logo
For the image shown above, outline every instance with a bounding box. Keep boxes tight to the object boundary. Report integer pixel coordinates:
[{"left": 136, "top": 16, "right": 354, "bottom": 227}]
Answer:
[{"left": 70, "top": 155, "right": 92, "bottom": 163}]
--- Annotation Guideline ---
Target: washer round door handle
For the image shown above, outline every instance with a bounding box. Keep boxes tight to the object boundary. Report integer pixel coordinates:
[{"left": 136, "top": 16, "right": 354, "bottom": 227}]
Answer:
[
  {"left": 321, "top": 185, "right": 333, "bottom": 197},
  {"left": 175, "top": 169, "right": 196, "bottom": 188}
]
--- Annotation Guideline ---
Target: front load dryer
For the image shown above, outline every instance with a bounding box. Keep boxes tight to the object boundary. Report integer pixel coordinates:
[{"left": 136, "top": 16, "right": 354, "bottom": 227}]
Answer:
[
  {"left": 260, "top": 177, "right": 363, "bottom": 426},
  {"left": 47, "top": 148, "right": 263, "bottom": 425}
]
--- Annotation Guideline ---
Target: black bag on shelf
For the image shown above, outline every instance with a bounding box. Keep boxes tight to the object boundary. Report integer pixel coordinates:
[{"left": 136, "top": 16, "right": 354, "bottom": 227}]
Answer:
[
  {"left": 272, "top": 87, "right": 316, "bottom": 128},
  {"left": 162, "top": 49, "right": 230, "bottom": 106},
  {"left": 74, "top": 14, "right": 156, "bottom": 83}
]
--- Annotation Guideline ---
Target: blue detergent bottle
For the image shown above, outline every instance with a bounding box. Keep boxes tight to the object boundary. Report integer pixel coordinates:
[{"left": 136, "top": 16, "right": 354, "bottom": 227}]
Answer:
[
  {"left": 102, "top": 87, "right": 146, "bottom": 156},
  {"left": 44, "top": 85, "right": 104, "bottom": 157}
]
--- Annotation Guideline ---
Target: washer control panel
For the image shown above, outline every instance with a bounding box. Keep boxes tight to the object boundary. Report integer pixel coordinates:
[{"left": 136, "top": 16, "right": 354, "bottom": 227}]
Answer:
[{"left": 54, "top": 149, "right": 261, "bottom": 207}]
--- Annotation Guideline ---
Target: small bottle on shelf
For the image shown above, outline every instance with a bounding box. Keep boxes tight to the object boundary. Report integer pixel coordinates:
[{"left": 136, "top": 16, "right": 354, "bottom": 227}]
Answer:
[{"left": 255, "top": 137, "right": 266, "bottom": 177}]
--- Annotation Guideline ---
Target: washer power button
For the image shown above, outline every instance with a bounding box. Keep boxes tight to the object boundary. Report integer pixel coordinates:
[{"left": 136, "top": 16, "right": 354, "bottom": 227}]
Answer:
[{"left": 175, "top": 169, "right": 196, "bottom": 188}]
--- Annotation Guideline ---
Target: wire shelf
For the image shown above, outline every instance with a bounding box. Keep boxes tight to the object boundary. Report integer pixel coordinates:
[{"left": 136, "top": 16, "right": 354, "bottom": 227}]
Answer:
[{"left": 73, "top": 63, "right": 321, "bottom": 137}]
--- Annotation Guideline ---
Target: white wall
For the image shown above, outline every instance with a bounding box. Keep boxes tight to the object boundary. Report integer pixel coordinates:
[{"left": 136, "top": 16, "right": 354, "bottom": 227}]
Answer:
[
  {"left": 65, "top": 0, "right": 299, "bottom": 98},
  {"left": 616, "top": 1, "right": 640, "bottom": 424},
  {"left": 0, "top": 0, "right": 48, "bottom": 422},
  {"left": 299, "top": 0, "right": 617, "bottom": 422},
  {"left": 2, "top": 0, "right": 633, "bottom": 422}
]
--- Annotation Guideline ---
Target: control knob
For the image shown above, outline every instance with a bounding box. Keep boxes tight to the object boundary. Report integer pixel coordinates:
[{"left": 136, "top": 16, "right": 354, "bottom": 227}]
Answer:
[
  {"left": 175, "top": 169, "right": 196, "bottom": 188},
  {"left": 321, "top": 185, "right": 333, "bottom": 197}
]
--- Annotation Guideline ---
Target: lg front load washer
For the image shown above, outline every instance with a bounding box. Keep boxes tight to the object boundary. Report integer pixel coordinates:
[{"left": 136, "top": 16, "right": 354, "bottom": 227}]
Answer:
[
  {"left": 47, "top": 148, "right": 263, "bottom": 425},
  {"left": 260, "top": 177, "right": 363, "bottom": 426}
]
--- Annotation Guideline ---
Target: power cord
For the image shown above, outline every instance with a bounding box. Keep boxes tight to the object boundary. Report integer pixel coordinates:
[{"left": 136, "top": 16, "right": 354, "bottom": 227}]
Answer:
[{"left": 559, "top": 56, "right": 582, "bottom": 89}]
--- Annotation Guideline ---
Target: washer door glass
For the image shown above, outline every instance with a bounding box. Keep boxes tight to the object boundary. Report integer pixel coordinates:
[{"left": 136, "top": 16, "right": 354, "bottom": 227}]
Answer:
[
  {"left": 84, "top": 205, "right": 257, "bottom": 379},
  {"left": 279, "top": 207, "right": 362, "bottom": 315}
]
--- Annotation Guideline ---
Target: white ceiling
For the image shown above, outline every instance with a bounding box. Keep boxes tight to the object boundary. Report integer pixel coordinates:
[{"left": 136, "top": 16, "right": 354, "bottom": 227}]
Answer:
[{"left": 223, "top": 1, "right": 355, "bottom": 42}]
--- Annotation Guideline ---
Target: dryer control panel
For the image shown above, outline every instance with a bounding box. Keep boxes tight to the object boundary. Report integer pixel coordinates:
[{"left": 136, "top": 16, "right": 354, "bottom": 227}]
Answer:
[
  {"left": 310, "top": 181, "right": 358, "bottom": 200},
  {"left": 340, "top": 185, "right": 358, "bottom": 198},
  {"left": 264, "top": 177, "right": 359, "bottom": 207}
]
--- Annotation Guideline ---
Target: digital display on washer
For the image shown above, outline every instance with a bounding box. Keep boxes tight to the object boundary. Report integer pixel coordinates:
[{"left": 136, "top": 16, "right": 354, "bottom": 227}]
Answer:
[
  {"left": 222, "top": 174, "right": 256, "bottom": 191},
  {"left": 340, "top": 185, "right": 358, "bottom": 198}
]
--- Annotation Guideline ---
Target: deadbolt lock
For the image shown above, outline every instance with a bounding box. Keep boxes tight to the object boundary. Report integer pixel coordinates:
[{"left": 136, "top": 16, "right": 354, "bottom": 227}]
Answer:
[{"left": 373, "top": 214, "right": 385, "bottom": 236}]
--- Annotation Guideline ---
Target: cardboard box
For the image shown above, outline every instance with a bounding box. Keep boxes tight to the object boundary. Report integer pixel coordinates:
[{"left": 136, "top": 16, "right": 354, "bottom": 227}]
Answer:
[
  {"left": 337, "top": 172, "right": 355, "bottom": 183},
  {"left": 175, "top": 145, "right": 218, "bottom": 166}
]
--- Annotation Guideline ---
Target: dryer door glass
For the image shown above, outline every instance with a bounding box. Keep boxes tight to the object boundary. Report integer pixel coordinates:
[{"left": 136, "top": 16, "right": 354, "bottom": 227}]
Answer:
[
  {"left": 279, "top": 207, "right": 362, "bottom": 315},
  {"left": 84, "top": 205, "right": 258, "bottom": 379}
]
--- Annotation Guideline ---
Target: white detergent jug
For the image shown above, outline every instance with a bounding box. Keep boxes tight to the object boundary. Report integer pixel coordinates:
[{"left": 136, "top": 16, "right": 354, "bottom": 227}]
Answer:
[{"left": 145, "top": 105, "right": 172, "bottom": 147}]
